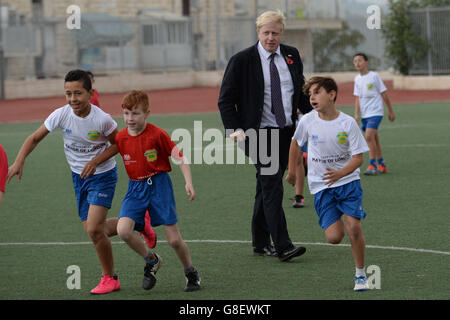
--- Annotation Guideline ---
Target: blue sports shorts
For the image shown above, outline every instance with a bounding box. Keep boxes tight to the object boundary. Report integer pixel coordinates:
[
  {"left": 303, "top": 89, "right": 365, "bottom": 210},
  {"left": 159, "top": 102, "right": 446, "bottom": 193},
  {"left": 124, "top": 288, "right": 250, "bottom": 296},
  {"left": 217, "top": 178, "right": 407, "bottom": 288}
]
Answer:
[
  {"left": 361, "top": 116, "right": 383, "bottom": 132},
  {"left": 72, "top": 166, "right": 118, "bottom": 222},
  {"left": 301, "top": 142, "right": 308, "bottom": 153},
  {"left": 119, "top": 171, "right": 178, "bottom": 229},
  {"left": 313, "top": 180, "right": 367, "bottom": 230}
]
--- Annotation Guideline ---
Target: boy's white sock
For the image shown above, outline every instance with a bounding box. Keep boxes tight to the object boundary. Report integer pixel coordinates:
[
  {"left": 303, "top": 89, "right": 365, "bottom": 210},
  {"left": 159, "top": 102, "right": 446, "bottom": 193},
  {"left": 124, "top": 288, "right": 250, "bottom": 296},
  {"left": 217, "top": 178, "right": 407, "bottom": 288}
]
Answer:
[{"left": 355, "top": 267, "right": 366, "bottom": 277}]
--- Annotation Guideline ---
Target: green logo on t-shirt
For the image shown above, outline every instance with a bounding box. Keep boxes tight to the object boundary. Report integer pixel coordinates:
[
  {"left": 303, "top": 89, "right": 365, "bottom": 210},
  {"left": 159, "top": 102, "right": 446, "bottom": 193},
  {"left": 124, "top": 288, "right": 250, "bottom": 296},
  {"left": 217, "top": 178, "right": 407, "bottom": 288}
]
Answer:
[
  {"left": 337, "top": 132, "right": 348, "bottom": 145},
  {"left": 367, "top": 83, "right": 373, "bottom": 90},
  {"left": 144, "top": 149, "right": 157, "bottom": 162},
  {"left": 88, "top": 131, "right": 100, "bottom": 141}
]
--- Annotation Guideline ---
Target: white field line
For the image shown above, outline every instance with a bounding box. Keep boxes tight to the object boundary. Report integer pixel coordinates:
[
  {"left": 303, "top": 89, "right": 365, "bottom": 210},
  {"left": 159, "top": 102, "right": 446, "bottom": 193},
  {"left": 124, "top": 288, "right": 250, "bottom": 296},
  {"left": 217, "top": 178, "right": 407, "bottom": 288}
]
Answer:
[{"left": 0, "top": 239, "right": 448, "bottom": 256}]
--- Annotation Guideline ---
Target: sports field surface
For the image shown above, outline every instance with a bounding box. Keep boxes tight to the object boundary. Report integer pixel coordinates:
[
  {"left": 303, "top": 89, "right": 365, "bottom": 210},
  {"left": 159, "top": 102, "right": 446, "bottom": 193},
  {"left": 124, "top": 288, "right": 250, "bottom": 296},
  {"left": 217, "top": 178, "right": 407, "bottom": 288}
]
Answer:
[{"left": 0, "top": 94, "right": 449, "bottom": 300}]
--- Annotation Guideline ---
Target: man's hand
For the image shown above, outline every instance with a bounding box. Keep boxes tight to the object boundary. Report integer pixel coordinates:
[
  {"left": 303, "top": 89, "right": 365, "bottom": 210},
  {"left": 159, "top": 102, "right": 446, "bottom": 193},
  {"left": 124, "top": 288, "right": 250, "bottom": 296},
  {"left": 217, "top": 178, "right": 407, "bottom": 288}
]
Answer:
[{"left": 229, "top": 129, "right": 246, "bottom": 142}]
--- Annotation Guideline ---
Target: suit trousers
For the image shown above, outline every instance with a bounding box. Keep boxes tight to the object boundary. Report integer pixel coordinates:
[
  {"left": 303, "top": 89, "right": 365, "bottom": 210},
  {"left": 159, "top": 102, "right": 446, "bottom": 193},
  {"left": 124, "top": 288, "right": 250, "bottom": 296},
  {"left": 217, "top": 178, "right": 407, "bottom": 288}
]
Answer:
[{"left": 249, "top": 126, "right": 295, "bottom": 254}]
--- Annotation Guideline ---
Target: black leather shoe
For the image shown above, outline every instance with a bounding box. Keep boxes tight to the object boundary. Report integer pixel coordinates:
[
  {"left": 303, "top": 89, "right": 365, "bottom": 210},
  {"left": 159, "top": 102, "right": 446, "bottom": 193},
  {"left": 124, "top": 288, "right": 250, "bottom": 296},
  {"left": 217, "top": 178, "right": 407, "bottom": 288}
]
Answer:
[
  {"left": 253, "top": 245, "right": 278, "bottom": 257},
  {"left": 278, "top": 246, "right": 306, "bottom": 262}
]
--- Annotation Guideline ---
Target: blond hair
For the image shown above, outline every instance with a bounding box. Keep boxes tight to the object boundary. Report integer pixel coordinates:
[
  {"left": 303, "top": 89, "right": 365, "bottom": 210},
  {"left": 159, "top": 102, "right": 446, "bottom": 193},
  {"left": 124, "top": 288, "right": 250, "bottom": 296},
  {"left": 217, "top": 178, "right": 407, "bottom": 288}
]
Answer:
[{"left": 256, "top": 10, "right": 286, "bottom": 32}]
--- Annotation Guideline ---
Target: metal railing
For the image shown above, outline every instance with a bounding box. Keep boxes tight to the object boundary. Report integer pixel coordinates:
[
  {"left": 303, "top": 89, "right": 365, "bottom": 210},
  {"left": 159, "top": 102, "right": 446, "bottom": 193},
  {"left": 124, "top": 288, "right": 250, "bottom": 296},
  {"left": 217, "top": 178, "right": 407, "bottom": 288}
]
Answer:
[{"left": 409, "top": 6, "right": 450, "bottom": 75}]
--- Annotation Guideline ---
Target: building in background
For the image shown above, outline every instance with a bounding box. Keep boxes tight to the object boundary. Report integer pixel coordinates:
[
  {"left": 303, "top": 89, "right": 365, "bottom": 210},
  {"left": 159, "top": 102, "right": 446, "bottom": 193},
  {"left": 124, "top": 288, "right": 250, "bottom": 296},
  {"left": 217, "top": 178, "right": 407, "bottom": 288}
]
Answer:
[{"left": 0, "top": 0, "right": 398, "bottom": 80}]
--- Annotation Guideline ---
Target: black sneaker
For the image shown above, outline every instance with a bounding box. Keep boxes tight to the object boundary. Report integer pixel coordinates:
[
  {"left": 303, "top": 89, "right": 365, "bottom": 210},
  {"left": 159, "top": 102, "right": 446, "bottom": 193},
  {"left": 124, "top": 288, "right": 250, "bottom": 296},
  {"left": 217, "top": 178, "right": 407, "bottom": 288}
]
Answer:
[
  {"left": 184, "top": 269, "right": 201, "bottom": 292},
  {"left": 278, "top": 246, "right": 306, "bottom": 262},
  {"left": 143, "top": 253, "right": 162, "bottom": 290},
  {"left": 253, "top": 245, "right": 278, "bottom": 257},
  {"left": 293, "top": 195, "right": 305, "bottom": 208}
]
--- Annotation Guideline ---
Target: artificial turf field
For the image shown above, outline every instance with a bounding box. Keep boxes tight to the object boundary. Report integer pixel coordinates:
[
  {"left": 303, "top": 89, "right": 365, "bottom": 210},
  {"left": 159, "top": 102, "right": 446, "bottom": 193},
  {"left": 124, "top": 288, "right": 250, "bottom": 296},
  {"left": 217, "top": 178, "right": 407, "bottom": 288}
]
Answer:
[{"left": 0, "top": 102, "right": 449, "bottom": 302}]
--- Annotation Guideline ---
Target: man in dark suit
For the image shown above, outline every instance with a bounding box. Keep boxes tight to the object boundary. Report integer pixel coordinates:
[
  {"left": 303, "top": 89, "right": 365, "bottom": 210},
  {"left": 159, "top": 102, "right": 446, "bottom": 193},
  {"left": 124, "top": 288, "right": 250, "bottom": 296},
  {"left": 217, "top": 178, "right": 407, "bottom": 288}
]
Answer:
[{"left": 218, "top": 11, "right": 312, "bottom": 262}]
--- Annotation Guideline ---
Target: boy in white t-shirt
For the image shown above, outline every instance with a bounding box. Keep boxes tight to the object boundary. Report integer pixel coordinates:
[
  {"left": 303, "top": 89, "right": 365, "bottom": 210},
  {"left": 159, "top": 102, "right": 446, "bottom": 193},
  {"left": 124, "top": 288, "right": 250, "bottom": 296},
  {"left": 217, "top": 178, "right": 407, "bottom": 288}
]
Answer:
[
  {"left": 353, "top": 53, "right": 395, "bottom": 175},
  {"left": 7, "top": 70, "right": 155, "bottom": 295},
  {"left": 286, "top": 76, "right": 371, "bottom": 291}
]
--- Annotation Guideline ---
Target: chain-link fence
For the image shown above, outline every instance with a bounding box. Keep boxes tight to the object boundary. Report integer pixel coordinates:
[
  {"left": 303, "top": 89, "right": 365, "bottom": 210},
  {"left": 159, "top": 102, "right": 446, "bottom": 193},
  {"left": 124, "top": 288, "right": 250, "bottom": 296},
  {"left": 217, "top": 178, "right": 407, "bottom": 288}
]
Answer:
[{"left": 409, "top": 6, "right": 450, "bottom": 75}]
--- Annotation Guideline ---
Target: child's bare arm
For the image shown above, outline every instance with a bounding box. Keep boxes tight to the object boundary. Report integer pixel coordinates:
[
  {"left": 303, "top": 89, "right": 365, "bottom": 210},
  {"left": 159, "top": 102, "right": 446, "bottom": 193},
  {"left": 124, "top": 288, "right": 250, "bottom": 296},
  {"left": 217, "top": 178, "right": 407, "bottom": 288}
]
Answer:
[
  {"left": 286, "top": 139, "right": 302, "bottom": 186},
  {"left": 354, "top": 97, "right": 360, "bottom": 123},
  {"left": 7, "top": 124, "right": 49, "bottom": 183},
  {"left": 80, "top": 129, "right": 119, "bottom": 179},
  {"left": 179, "top": 158, "right": 195, "bottom": 201},
  {"left": 322, "top": 154, "right": 363, "bottom": 187},
  {"left": 381, "top": 91, "right": 395, "bottom": 122}
]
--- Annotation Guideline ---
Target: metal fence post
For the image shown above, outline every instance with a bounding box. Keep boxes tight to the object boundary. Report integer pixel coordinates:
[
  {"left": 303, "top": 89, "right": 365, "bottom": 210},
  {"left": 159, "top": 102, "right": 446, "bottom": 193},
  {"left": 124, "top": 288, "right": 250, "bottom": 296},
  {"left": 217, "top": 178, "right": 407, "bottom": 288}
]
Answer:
[{"left": 426, "top": 6, "right": 433, "bottom": 76}]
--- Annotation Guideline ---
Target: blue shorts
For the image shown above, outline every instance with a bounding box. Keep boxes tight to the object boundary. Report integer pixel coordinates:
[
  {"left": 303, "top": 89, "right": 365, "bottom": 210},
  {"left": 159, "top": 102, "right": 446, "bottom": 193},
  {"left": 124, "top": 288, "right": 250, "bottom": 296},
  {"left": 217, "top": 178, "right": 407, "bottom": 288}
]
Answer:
[
  {"left": 72, "top": 167, "right": 117, "bottom": 222},
  {"left": 301, "top": 142, "right": 308, "bottom": 153},
  {"left": 361, "top": 116, "right": 383, "bottom": 132},
  {"left": 313, "top": 180, "right": 367, "bottom": 230},
  {"left": 119, "top": 171, "right": 178, "bottom": 229}
]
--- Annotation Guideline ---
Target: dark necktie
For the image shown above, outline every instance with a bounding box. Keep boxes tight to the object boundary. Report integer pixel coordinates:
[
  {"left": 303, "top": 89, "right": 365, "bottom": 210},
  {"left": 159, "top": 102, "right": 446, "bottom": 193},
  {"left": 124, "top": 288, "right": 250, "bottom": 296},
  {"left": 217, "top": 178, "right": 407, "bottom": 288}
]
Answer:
[{"left": 270, "top": 53, "right": 286, "bottom": 128}]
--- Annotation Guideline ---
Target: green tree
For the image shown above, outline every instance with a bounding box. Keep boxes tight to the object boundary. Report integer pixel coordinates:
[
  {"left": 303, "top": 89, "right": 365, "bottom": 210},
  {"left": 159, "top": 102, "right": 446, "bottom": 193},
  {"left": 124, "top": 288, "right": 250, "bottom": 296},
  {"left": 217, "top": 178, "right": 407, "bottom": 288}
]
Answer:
[
  {"left": 312, "top": 22, "right": 365, "bottom": 72},
  {"left": 383, "top": 0, "right": 450, "bottom": 75}
]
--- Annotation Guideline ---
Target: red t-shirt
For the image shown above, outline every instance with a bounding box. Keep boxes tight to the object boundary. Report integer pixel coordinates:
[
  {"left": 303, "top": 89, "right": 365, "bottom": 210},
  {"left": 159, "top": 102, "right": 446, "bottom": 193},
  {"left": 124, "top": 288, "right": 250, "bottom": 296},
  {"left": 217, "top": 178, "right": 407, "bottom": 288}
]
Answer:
[
  {"left": 90, "top": 89, "right": 100, "bottom": 108},
  {"left": 115, "top": 123, "right": 183, "bottom": 181},
  {"left": 0, "top": 144, "right": 8, "bottom": 192}
]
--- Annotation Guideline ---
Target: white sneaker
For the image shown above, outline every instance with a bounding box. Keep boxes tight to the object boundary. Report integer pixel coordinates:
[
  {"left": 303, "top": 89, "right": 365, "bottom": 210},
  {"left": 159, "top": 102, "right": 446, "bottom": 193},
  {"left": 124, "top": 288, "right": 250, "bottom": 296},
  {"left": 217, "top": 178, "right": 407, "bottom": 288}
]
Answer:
[{"left": 353, "top": 276, "right": 370, "bottom": 291}]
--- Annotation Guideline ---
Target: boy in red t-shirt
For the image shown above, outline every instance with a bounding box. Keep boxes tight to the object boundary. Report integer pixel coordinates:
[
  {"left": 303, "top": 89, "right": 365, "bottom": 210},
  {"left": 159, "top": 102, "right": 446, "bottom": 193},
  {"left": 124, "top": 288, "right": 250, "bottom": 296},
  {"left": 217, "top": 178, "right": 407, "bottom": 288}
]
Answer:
[
  {"left": 81, "top": 90, "right": 201, "bottom": 292},
  {"left": 87, "top": 71, "right": 101, "bottom": 108}
]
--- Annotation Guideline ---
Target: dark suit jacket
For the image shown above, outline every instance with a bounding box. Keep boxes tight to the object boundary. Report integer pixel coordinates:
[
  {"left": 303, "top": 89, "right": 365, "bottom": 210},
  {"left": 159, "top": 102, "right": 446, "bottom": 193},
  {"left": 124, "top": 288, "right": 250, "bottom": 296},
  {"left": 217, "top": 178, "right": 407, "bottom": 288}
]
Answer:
[{"left": 218, "top": 42, "right": 312, "bottom": 132}]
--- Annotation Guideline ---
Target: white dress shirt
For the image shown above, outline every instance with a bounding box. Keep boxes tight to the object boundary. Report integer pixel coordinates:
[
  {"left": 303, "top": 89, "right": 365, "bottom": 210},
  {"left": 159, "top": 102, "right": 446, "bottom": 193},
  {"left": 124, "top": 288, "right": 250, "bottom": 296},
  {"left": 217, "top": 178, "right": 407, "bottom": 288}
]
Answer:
[{"left": 257, "top": 41, "right": 294, "bottom": 128}]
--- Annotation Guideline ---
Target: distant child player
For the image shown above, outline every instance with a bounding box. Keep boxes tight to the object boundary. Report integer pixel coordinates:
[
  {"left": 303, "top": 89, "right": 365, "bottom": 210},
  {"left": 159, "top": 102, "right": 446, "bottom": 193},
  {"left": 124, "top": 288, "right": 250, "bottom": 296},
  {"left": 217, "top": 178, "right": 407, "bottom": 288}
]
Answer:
[
  {"left": 286, "top": 76, "right": 371, "bottom": 291},
  {"left": 81, "top": 90, "right": 201, "bottom": 292},
  {"left": 0, "top": 144, "right": 7, "bottom": 207},
  {"left": 353, "top": 53, "right": 395, "bottom": 175},
  {"left": 87, "top": 71, "right": 101, "bottom": 108},
  {"left": 7, "top": 70, "right": 121, "bottom": 294}
]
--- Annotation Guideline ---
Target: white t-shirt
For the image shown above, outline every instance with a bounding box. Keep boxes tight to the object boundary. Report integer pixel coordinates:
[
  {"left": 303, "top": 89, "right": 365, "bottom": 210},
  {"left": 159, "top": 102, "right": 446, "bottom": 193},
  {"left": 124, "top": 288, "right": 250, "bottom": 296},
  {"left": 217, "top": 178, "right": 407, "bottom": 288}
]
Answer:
[
  {"left": 353, "top": 71, "right": 387, "bottom": 118},
  {"left": 292, "top": 110, "right": 369, "bottom": 194},
  {"left": 257, "top": 42, "right": 294, "bottom": 128},
  {"left": 44, "top": 104, "right": 117, "bottom": 175}
]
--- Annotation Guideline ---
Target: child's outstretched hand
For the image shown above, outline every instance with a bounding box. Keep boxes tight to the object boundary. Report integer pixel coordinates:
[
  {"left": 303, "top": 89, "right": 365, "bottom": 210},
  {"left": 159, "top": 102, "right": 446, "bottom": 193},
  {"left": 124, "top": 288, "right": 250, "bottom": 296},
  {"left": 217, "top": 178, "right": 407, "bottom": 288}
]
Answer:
[
  {"left": 7, "top": 163, "right": 23, "bottom": 183},
  {"left": 185, "top": 183, "right": 195, "bottom": 201}
]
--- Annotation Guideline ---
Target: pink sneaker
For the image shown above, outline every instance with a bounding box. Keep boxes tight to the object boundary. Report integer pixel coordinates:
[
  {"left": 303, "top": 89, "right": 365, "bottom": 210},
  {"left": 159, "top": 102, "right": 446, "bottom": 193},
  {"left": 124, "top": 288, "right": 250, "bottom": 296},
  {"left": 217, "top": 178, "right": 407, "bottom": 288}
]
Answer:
[
  {"left": 140, "top": 210, "right": 157, "bottom": 249},
  {"left": 90, "top": 274, "right": 120, "bottom": 295}
]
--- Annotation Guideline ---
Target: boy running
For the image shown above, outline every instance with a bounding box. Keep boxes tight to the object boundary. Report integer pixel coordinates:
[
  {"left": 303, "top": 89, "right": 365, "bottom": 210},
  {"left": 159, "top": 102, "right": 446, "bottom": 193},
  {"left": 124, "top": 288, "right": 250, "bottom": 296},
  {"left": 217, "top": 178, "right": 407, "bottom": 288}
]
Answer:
[
  {"left": 81, "top": 90, "right": 201, "bottom": 292},
  {"left": 7, "top": 70, "right": 125, "bottom": 294},
  {"left": 286, "top": 76, "right": 371, "bottom": 291}
]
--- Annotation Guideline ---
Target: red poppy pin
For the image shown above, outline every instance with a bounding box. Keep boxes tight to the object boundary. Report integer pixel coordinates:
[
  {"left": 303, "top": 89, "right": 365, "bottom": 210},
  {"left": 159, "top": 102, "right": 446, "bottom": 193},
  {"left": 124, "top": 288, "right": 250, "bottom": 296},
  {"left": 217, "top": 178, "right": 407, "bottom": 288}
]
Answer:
[{"left": 285, "top": 56, "right": 294, "bottom": 65}]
